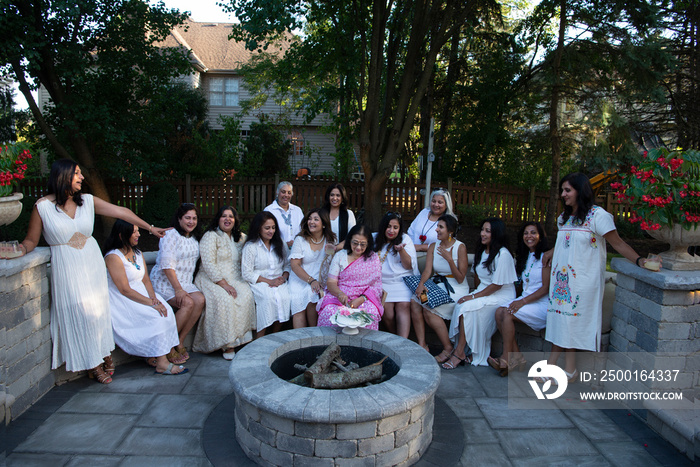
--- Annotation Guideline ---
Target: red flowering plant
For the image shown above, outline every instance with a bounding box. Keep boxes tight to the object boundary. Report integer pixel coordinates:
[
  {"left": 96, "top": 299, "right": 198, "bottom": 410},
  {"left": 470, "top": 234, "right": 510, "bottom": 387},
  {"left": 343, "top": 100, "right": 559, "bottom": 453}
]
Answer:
[
  {"left": 611, "top": 148, "right": 700, "bottom": 231},
  {"left": 0, "top": 142, "right": 33, "bottom": 197}
]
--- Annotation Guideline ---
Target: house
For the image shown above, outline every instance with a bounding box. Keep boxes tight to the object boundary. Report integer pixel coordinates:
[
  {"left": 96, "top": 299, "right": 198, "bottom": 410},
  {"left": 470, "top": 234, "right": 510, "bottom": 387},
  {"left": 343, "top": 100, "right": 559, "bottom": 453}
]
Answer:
[{"left": 162, "top": 19, "right": 339, "bottom": 176}]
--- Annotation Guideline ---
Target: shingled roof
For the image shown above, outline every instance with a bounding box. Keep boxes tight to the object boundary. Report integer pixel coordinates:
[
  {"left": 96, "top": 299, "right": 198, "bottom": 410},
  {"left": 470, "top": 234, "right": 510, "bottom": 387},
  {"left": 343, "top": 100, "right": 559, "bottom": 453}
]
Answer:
[{"left": 161, "top": 19, "right": 291, "bottom": 73}]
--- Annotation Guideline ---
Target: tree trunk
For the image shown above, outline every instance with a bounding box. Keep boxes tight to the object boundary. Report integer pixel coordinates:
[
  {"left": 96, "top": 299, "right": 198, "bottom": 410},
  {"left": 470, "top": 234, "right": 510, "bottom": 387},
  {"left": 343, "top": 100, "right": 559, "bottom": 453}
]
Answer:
[{"left": 546, "top": 0, "right": 567, "bottom": 232}]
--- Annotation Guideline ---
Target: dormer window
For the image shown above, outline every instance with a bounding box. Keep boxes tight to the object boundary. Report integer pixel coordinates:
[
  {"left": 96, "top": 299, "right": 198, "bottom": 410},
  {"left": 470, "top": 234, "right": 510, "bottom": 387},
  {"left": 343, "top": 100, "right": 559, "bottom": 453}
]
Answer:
[{"left": 209, "top": 77, "right": 239, "bottom": 107}]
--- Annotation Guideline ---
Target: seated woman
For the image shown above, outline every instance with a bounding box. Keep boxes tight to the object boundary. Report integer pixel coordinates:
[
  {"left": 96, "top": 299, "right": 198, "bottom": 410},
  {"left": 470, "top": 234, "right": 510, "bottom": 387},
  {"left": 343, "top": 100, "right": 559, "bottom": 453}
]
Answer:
[
  {"left": 193, "top": 206, "right": 256, "bottom": 359},
  {"left": 242, "top": 211, "right": 291, "bottom": 336},
  {"left": 104, "top": 220, "right": 186, "bottom": 375},
  {"left": 150, "top": 203, "right": 206, "bottom": 361},
  {"left": 413, "top": 215, "right": 469, "bottom": 358},
  {"left": 446, "top": 218, "right": 517, "bottom": 369},
  {"left": 489, "top": 222, "right": 550, "bottom": 375},
  {"left": 289, "top": 208, "right": 337, "bottom": 328},
  {"left": 317, "top": 225, "right": 383, "bottom": 330},
  {"left": 373, "top": 212, "right": 418, "bottom": 337}
]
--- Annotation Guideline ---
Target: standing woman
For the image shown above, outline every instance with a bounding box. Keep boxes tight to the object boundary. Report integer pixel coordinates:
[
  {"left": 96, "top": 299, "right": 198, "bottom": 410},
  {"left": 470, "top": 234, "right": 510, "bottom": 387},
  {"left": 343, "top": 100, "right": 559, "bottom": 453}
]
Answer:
[
  {"left": 288, "top": 208, "right": 337, "bottom": 328},
  {"left": 150, "top": 204, "right": 206, "bottom": 361},
  {"left": 16, "top": 159, "right": 169, "bottom": 383},
  {"left": 317, "top": 225, "right": 383, "bottom": 330},
  {"left": 544, "top": 173, "right": 654, "bottom": 382},
  {"left": 104, "top": 221, "right": 185, "bottom": 375},
  {"left": 413, "top": 215, "right": 469, "bottom": 358},
  {"left": 264, "top": 181, "right": 304, "bottom": 248},
  {"left": 193, "top": 206, "right": 255, "bottom": 359},
  {"left": 373, "top": 212, "right": 418, "bottom": 337},
  {"left": 322, "top": 183, "right": 356, "bottom": 245},
  {"left": 447, "top": 218, "right": 517, "bottom": 369},
  {"left": 242, "top": 211, "right": 291, "bottom": 336},
  {"left": 490, "top": 222, "right": 550, "bottom": 375}
]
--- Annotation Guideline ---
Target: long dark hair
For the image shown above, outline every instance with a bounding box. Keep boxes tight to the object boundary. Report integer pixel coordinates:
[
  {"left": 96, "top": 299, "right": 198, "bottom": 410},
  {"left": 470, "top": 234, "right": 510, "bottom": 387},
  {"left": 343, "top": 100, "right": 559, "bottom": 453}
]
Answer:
[
  {"left": 170, "top": 203, "right": 202, "bottom": 240},
  {"left": 344, "top": 224, "right": 374, "bottom": 260},
  {"left": 103, "top": 219, "right": 140, "bottom": 255},
  {"left": 560, "top": 172, "right": 594, "bottom": 225},
  {"left": 514, "top": 221, "right": 548, "bottom": 277},
  {"left": 246, "top": 211, "right": 285, "bottom": 260},
  {"left": 322, "top": 183, "right": 351, "bottom": 241},
  {"left": 299, "top": 207, "right": 336, "bottom": 244},
  {"left": 474, "top": 217, "right": 509, "bottom": 274},
  {"left": 207, "top": 205, "right": 242, "bottom": 242},
  {"left": 47, "top": 159, "right": 83, "bottom": 208},
  {"left": 437, "top": 214, "right": 459, "bottom": 237},
  {"left": 374, "top": 212, "right": 404, "bottom": 255}
]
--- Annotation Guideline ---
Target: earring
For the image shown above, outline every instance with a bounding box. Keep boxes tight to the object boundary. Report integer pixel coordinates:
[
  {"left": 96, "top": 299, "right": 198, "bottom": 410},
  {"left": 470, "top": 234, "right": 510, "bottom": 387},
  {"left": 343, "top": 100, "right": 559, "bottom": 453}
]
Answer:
[{"left": 449, "top": 234, "right": 453, "bottom": 241}]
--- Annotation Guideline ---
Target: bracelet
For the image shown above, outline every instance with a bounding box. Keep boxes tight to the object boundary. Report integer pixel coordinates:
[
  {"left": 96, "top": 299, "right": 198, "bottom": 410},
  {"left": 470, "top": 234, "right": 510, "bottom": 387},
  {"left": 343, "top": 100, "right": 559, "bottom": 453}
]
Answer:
[
  {"left": 635, "top": 256, "right": 643, "bottom": 267},
  {"left": 307, "top": 276, "right": 316, "bottom": 284},
  {"left": 149, "top": 225, "right": 153, "bottom": 234}
]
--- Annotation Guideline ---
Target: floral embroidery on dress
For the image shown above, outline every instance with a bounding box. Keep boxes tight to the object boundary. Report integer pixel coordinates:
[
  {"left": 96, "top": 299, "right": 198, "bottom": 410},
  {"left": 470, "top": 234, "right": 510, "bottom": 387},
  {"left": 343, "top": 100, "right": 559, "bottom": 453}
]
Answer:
[
  {"left": 589, "top": 233, "right": 598, "bottom": 248},
  {"left": 549, "top": 264, "right": 580, "bottom": 314},
  {"left": 564, "top": 231, "right": 571, "bottom": 248}
]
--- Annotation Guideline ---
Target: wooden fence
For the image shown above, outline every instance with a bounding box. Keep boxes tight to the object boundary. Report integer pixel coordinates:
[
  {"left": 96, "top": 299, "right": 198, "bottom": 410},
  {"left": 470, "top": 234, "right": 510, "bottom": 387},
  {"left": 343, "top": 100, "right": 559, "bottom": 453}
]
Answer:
[{"left": 19, "top": 175, "right": 626, "bottom": 225}]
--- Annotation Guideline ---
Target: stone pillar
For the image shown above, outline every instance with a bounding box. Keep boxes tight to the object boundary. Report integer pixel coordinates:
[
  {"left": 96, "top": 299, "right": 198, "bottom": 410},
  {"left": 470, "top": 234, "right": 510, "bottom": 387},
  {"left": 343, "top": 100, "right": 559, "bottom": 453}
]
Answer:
[
  {"left": 609, "top": 257, "right": 699, "bottom": 459},
  {"left": 0, "top": 248, "right": 54, "bottom": 422}
]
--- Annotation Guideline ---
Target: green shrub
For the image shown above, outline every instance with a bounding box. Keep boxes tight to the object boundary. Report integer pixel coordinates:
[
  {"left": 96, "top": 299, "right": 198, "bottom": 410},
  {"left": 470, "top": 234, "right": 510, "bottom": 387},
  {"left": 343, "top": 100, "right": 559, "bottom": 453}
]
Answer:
[
  {"left": 142, "top": 182, "right": 180, "bottom": 227},
  {"left": 615, "top": 217, "right": 646, "bottom": 239},
  {"left": 456, "top": 204, "right": 493, "bottom": 228},
  {"left": 0, "top": 195, "right": 36, "bottom": 241}
]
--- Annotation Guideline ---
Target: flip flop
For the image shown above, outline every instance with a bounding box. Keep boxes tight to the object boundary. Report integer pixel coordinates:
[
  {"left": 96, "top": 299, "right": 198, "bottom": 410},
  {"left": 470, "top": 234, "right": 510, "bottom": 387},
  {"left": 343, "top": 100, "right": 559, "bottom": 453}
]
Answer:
[{"left": 155, "top": 362, "right": 188, "bottom": 375}]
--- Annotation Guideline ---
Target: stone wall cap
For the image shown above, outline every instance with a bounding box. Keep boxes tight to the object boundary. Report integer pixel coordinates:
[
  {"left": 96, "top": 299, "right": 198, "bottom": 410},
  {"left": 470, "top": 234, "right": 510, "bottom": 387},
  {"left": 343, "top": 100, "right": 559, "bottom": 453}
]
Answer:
[
  {"left": 611, "top": 257, "right": 700, "bottom": 289},
  {"left": 229, "top": 327, "right": 440, "bottom": 423},
  {"left": 0, "top": 247, "right": 51, "bottom": 277}
]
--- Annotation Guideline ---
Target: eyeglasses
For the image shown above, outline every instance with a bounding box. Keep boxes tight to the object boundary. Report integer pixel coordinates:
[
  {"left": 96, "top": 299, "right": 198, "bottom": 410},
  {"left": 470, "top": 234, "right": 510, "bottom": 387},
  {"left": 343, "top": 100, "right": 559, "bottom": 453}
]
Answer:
[
  {"left": 351, "top": 240, "right": 368, "bottom": 248},
  {"left": 390, "top": 211, "right": 402, "bottom": 220}
]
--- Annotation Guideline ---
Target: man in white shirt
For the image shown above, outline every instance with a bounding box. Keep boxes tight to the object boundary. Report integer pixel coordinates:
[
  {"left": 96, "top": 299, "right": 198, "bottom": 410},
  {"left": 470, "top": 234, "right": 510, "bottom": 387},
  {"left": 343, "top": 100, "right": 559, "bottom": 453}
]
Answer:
[{"left": 264, "top": 181, "right": 304, "bottom": 247}]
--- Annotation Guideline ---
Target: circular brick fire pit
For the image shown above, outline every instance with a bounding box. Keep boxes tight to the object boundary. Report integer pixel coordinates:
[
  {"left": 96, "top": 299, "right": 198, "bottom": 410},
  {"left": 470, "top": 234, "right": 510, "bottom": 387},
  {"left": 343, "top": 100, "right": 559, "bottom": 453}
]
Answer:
[{"left": 229, "top": 327, "right": 440, "bottom": 466}]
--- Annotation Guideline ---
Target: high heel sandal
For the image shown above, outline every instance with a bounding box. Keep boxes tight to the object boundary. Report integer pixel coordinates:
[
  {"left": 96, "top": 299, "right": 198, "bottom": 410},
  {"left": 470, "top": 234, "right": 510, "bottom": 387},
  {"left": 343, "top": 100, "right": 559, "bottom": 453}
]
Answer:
[
  {"left": 487, "top": 356, "right": 505, "bottom": 373},
  {"left": 103, "top": 355, "right": 115, "bottom": 376},
  {"left": 434, "top": 349, "right": 453, "bottom": 364},
  {"left": 442, "top": 354, "right": 469, "bottom": 370},
  {"left": 88, "top": 365, "right": 112, "bottom": 384},
  {"left": 499, "top": 357, "right": 527, "bottom": 377},
  {"left": 175, "top": 345, "right": 190, "bottom": 361}
]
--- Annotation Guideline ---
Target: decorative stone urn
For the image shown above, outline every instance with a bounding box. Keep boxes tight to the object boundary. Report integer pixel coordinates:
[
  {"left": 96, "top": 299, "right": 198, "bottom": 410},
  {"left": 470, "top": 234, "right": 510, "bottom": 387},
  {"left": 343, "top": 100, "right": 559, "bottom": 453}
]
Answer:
[
  {"left": 0, "top": 192, "right": 23, "bottom": 226},
  {"left": 647, "top": 224, "right": 700, "bottom": 270}
]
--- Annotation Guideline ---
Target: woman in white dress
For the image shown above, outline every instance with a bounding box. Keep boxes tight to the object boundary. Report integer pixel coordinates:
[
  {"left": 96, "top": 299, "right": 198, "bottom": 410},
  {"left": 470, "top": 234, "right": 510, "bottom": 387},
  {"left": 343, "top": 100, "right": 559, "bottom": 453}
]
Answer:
[
  {"left": 322, "top": 183, "right": 356, "bottom": 248},
  {"left": 17, "top": 159, "right": 168, "bottom": 384},
  {"left": 489, "top": 222, "right": 550, "bottom": 376},
  {"left": 446, "top": 218, "right": 517, "bottom": 369},
  {"left": 289, "top": 208, "right": 336, "bottom": 327},
  {"left": 413, "top": 215, "right": 470, "bottom": 359},
  {"left": 373, "top": 212, "right": 418, "bottom": 337},
  {"left": 104, "top": 221, "right": 186, "bottom": 375},
  {"left": 194, "top": 206, "right": 255, "bottom": 359},
  {"left": 406, "top": 189, "right": 456, "bottom": 254},
  {"left": 543, "top": 173, "right": 653, "bottom": 383},
  {"left": 242, "top": 211, "right": 291, "bottom": 336},
  {"left": 150, "top": 204, "right": 205, "bottom": 361},
  {"left": 264, "top": 181, "right": 304, "bottom": 248}
]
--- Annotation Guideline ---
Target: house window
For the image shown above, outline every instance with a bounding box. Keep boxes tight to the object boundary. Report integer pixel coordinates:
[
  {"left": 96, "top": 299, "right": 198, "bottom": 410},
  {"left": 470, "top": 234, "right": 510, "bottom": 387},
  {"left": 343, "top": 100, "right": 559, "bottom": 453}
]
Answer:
[
  {"left": 209, "top": 77, "right": 239, "bottom": 107},
  {"left": 288, "top": 129, "right": 304, "bottom": 157}
]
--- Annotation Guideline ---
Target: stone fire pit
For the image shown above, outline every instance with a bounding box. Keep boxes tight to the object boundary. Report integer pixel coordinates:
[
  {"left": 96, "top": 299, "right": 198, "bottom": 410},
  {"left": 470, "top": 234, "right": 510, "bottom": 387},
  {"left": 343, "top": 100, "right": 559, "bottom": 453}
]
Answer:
[{"left": 229, "top": 327, "right": 440, "bottom": 466}]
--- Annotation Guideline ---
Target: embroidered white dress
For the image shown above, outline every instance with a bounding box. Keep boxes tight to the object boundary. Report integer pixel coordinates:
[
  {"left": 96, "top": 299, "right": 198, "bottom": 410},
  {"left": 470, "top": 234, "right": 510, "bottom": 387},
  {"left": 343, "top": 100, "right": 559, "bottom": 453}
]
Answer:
[
  {"left": 242, "top": 239, "right": 291, "bottom": 331},
  {"left": 264, "top": 200, "right": 304, "bottom": 245},
  {"left": 420, "top": 239, "right": 470, "bottom": 319},
  {"left": 105, "top": 250, "right": 179, "bottom": 357},
  {"left": 374, "top": 233, "right": 419, "bottom": 302},
  {"left": 36, "top": 195, "right": 115, "bottom": 372},
  {"left": 193, "top": 229, "right": 255, "bottom": 353},
  {"left": 501, "top": 252, "right": 548, "bottom": 331},
  {"left": 149, "top": 229, "right": 200, "bottom": 301},
  {"left": 288, "top": 236, "right": 330, "bottom": 315},
  {"left": 450, "top": 247, "right": 517, "bottom": 366},
  {"left": 545, "top": 206, "right": 615, "bottom": 351}
]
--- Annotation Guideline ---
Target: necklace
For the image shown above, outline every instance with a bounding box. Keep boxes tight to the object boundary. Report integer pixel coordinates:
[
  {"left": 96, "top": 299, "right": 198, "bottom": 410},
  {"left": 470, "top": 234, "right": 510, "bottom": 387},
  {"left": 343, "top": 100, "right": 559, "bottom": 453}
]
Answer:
[
  {"left": 379, "top": 246, "right": 391, "bottom": 264},
  {"left": 309, "top": 235, "right": 324, "bottom": 245},
  {"left": 123, "top": 250, "right": 140, "bottom": 270},
  {"left": 419, "top": 215, "right": 439, "bottom": 243},
  {"left": 522, "top": 252, "right": 536, "bottom": 284}
]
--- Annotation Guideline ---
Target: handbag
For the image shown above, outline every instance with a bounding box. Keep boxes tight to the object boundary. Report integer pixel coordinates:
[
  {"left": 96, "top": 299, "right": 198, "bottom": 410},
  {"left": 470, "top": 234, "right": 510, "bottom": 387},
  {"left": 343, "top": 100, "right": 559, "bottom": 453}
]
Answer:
[{"left": 402, "top": 275, "right": 454, "bottom": 309}]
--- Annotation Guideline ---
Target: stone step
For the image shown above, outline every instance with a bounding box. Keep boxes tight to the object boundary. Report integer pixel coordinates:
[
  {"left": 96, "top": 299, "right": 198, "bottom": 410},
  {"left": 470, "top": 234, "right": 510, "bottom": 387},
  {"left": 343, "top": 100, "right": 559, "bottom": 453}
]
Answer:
[{"left": 645, "top": 391, "right": 699, "bottom": 460}]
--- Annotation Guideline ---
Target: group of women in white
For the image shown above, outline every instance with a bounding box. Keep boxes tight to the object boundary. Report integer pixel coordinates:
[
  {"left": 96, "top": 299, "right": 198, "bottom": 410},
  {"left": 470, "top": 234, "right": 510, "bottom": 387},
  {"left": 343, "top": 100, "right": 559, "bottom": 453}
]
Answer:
[{"left": 15, "top": 160, "right": 655, "bottom": 384}]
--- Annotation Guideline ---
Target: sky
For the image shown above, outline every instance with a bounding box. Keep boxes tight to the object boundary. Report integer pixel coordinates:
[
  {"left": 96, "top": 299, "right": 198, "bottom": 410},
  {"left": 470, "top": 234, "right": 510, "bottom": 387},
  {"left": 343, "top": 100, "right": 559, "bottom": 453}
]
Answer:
[{"left": 13, "top": 1, "right": 233, "bottom": 110}]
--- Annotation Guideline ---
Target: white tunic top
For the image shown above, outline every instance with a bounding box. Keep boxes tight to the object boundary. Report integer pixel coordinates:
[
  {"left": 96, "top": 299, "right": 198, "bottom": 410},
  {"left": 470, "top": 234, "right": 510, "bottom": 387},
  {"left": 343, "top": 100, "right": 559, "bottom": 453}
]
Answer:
[
  {"left": 330, "top": 209, "right": 356, "bottom": 242},
  {"left": 545, "top": 206, "right": 615, "bottom": 351},
  {"left": 264, "top": 200, "right": 304, "bottom": 244},
  {"left": 501, "top": 252, "right": 549, "bottom": 331}
]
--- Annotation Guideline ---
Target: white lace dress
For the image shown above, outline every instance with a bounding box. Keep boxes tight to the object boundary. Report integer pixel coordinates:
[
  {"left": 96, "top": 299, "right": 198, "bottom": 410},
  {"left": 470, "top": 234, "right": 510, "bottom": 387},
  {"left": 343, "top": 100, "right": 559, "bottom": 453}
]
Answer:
[
  {"left": 105, "top": 250, "right": 179, "bottom": 357},
  {"left": 150, "top": 229, "right": 200, "bottom": 300},
  {"left": 193, "top": 229, "right": 255, "bottom": 352},
  {"left": 241, "top": 239, "right": 291, "bottom": 331},
  {"left": 36, "top": 195, "right": 115, "bottom": 371}
]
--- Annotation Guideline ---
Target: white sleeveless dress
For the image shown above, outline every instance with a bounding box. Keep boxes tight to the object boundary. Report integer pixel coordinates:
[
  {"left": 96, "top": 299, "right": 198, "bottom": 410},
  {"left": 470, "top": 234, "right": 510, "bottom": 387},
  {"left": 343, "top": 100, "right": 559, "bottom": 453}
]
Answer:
[{"left": 36, "top": 195, "right": 115, "bottom": 371}]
